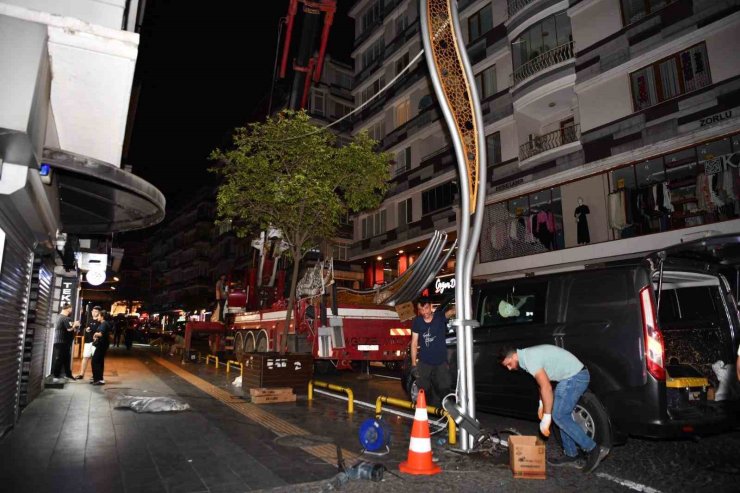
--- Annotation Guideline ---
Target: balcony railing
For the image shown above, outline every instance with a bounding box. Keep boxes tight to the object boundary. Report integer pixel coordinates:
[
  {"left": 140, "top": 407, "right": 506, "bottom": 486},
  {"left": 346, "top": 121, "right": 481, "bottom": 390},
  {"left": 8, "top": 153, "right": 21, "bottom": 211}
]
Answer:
[
  {"left": 507, "top": 0, "right": 536, "bottom": 18},
  {"left": 519, "top": 123, "right": 580, "bottom": 161},
  {"left": 511, "top": 41, "right": 574, "bottom": 86}
]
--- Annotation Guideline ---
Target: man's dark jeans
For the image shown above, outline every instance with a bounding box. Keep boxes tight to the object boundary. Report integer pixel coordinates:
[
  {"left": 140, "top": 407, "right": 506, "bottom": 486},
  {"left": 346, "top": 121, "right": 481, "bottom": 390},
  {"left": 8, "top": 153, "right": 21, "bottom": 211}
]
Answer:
[
  {"left": 416, "top": 361, "right": 451, "bottom": 407},
  {"left": 553, "top": 368, "right": 597, "bottom": 457}
]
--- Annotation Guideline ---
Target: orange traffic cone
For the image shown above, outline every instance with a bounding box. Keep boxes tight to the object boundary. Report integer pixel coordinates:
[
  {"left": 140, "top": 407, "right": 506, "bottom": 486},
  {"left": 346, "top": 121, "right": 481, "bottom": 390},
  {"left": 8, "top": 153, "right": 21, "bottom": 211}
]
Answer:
[{"left": 399, "top": 389, "right": 442, "bottom": 475}]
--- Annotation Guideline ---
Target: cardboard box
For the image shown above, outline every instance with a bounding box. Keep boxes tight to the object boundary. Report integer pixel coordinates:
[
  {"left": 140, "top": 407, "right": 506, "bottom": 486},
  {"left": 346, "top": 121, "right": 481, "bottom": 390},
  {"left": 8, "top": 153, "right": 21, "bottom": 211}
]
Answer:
[
  {"left": 251, "top": 393, "right": 297, "bottom": 404},
  {"left": 509, "top": 435, "right": 546, "bottom": 479},
  {"left": 395, "top": 301, "right": 416, "bottom": 322},
  {"left": 250, "top": 387, "right": 294, "bottom": 397}
]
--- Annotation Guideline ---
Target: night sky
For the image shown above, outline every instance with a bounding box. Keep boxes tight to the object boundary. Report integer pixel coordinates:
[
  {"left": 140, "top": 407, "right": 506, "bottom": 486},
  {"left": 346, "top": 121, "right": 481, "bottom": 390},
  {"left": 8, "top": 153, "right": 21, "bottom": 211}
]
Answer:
[{"left": 126, "top": 0, "right": 354, "bottom": 212}]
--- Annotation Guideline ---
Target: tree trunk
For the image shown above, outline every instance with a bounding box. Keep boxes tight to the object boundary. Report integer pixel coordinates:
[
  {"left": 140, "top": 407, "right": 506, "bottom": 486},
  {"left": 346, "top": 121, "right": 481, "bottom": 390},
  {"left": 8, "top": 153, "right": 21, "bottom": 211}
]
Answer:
[{"left": 281, "top": 247, "right": 302, "bottom": 354}]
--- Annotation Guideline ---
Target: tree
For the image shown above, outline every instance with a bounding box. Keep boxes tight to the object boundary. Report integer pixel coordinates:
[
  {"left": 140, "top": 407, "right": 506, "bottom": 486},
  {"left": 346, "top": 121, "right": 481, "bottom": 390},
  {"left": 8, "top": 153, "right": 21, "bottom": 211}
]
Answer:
[{"left": 210, "top": 110, "right": 391, "bottom": 352}]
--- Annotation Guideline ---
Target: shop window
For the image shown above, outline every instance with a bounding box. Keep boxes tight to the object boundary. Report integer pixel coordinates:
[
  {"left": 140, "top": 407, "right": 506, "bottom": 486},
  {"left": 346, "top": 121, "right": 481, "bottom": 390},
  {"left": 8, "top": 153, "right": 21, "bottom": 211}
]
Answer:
[
  {"left": 478, "top": 281, "right": 548, "bottom": 326},
  {"left": 621, "top": 0, "right": 674, "bottom": 25},
  {"left": 422, "top": 182, "right": 456, "bottom": 215},
  {"left": 468, "top": 3, "right": 493, "bottom": 42},
  {"left": 486, "top": 132, "right": 502, "bottom": 167},
  {"left": 630, "top": 43, "right": 711, "bottom": 111},
  {"left": 475, "top": 65, "right": 497, "bottom": 100}
]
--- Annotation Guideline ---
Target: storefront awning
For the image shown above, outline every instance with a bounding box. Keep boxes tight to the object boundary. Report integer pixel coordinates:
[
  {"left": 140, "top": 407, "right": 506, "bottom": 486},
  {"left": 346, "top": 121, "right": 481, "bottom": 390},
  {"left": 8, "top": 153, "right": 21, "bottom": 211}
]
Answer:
[{"left": 43, "top": 148, "right": 165, "bottom": 234}]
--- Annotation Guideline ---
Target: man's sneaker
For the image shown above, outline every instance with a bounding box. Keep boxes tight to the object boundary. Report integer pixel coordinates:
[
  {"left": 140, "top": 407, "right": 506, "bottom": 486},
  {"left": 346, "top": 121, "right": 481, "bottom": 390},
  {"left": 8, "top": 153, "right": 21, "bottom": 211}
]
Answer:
[
  {"left": 583, "top": 445, "right": 610, "bottom": 473},
  {"left": 51, "top": 377, "right": 66, "bottom": 384},
  {"left": 92, "top": 381, "right": 105, "bottom": 386},
  {"left": 547, "top": 454, "right": 583, "bottom": 468}
]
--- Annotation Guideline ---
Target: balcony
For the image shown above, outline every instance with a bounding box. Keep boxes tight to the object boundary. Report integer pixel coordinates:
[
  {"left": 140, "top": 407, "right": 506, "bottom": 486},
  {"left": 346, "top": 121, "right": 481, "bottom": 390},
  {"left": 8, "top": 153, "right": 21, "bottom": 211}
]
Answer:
[
  {"left": 511, "top": 41, "right": 574, "bottom": 87},
  {"left": 519, "top": 123, "right": 580, "bottom": 161},
  {"left": 507, "top": 0, "right": 537, "bottom": 18}
]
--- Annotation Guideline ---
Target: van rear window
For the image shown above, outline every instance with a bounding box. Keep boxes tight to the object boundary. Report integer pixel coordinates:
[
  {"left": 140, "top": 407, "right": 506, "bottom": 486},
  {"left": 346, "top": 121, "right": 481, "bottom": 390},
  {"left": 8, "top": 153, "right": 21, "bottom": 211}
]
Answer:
[{"left": 658, "top": 286, "right": 720, "bottom": 323}]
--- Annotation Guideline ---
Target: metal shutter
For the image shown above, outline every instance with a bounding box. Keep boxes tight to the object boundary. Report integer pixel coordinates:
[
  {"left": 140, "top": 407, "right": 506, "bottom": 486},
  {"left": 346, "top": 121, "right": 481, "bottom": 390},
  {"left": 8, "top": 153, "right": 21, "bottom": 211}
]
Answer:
[
  {"left": 19, "top": 258, "right": 53, "bottom": 409},
  {"left": 0, "top": 216, "right": 33, "bottom": 438}
]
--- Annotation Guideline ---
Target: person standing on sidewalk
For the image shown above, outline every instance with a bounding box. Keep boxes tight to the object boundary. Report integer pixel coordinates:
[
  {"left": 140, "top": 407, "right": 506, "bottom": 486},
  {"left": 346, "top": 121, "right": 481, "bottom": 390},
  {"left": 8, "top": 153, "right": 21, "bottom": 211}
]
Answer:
[
  {"left": 51, "top": 303, "right": 80, "bottom": 382},
  {"left": 75, "top": 306, "right": 100, "bottom": 380},
  {"left": 410, "top": 297, "right": 454, "bottom": 408},
  {"left": 91, "top": 309, "right": 112, "bottom": 385},
  {"left": 498, "top": 344, "right": 609, "bottom": 473}
]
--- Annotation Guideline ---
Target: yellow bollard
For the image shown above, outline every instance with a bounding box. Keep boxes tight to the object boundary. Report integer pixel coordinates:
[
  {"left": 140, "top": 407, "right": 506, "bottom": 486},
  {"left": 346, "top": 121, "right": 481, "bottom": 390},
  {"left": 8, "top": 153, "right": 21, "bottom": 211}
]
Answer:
[
  {"left": 205, "top": 355, "right": 219, "bottom": 368},
  {"left": 226, "top": 360, "right": 243, "bottom": 378},
  {"left": 374, "top": 395, "right": 456, "bottom": 446},
  {"left": 309, "top": 380, "right": 354, "bottom": 414}
]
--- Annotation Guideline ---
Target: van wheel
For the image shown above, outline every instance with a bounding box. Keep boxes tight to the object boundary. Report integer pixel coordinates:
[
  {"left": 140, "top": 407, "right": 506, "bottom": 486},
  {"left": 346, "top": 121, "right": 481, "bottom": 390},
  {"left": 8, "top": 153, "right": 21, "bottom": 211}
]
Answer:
[
  {"left": 555, "top": 391, "right": 613, "bottom": 450},
  {"left": 408, "top": 378, "right": 420, "bottom": 404}
]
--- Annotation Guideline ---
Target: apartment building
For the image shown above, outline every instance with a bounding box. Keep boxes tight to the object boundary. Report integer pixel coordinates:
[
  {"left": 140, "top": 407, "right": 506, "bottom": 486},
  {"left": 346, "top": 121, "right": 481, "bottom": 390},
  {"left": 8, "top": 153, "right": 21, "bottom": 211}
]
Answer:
[{"left": 349, "top": 0, "right": 740, "bottom": 285}]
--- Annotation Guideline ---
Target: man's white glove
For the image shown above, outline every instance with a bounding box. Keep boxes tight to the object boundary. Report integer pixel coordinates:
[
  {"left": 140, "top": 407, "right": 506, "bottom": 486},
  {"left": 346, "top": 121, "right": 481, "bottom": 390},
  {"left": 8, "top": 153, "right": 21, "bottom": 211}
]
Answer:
[
  {"left": 539, "top": 413, "right": 552, "bottom": 437},
  {"left": 537, "top": 399, "right": 544, "bottom": 420}
]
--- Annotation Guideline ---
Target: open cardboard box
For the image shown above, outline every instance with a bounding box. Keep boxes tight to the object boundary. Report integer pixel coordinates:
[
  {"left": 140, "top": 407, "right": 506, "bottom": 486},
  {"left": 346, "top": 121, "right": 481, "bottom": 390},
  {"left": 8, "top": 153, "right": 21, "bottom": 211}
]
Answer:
[{"left": 509, "top": 435, "right": 546, "bottom": 479}]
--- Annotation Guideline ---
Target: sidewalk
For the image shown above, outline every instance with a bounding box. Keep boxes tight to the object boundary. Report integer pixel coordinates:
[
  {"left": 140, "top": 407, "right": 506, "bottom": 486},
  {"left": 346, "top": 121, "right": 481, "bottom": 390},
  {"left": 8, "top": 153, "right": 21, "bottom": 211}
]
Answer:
[
  {"left": 0, "top": 347, "right": 337, "bottom": 493},
  {"left": 0, "top": 346, "right": 630, "bottom": 493}
]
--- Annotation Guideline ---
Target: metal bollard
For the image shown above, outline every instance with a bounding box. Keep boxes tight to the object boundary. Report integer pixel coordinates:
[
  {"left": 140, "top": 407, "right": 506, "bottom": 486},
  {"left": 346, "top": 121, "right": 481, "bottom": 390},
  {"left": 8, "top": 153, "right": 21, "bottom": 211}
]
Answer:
[
  {"left": 308, "top": 380, "right": 354, "bottom": 414},
  {"left": 226, "top": 360, "right": 243, "bottom": 378},
  {"left": 205, "top": 355, "right": 219, "bottom": 368},
  {"left": 375, "top": 395, "right": 456, "bottom": 445}
]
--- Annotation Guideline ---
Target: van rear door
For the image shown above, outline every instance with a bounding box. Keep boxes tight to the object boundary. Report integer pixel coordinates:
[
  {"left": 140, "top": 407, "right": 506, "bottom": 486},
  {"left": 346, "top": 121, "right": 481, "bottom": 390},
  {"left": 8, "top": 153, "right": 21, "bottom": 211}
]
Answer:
[{"left": 648, "top": 234, "right": 740, "bottom": 413}]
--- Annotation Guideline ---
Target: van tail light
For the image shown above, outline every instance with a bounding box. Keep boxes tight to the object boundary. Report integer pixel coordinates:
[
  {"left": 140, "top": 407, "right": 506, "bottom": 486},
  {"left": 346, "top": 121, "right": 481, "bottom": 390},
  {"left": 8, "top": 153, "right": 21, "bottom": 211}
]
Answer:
[{"left": 640, "top": 286, "right": 665, "bottom": 381}]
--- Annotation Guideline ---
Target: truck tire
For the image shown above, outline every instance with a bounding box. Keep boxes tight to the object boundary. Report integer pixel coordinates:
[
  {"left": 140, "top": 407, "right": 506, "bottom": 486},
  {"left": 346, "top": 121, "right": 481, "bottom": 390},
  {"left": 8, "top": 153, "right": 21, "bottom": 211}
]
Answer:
[
  {"left": 554, "top": 391, "right": 613, "bottom": 450},
  {"left": 245, "top": 332, "right": 256, "bottom": 353},
  {"left": 256, "top": 333, "right": 268, "bottom": 353},
  {"left": 234, "top": 332, "right": 245, "bottom": 361}
]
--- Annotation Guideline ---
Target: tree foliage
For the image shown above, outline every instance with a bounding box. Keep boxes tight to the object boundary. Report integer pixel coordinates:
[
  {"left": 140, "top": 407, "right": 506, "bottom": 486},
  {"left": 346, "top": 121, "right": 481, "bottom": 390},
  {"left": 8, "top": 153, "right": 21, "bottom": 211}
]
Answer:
[
  {"left": 210, "top": 110, "right": 391, "bottom": 351},
  {"left": 211, "top": 110, "right": 390, "bottom": 252}
]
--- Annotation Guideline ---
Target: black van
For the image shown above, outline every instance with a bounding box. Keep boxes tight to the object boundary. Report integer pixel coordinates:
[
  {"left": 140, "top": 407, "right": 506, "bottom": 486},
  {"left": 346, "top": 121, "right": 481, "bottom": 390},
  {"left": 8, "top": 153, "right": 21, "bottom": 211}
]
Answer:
[{"left": 402, "top": 235, "right": 740, "bottom": 446}]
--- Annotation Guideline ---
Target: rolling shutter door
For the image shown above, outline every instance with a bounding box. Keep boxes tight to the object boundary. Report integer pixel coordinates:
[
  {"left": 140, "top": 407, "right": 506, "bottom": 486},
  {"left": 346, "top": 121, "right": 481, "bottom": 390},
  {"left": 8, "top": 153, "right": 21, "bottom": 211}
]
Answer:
[
  {"left": 19, "top": 258, "right": 53, "bottom": 409},
  {"left": 0, "top": 217, "right": 34, "bottom": 437}
]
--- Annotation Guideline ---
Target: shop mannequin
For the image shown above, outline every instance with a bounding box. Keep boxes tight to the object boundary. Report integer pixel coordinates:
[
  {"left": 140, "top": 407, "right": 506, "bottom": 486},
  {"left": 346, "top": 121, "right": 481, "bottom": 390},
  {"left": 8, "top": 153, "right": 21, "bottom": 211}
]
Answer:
[{"left": 575, "top": 197, "right": 591, "bottom": 245}]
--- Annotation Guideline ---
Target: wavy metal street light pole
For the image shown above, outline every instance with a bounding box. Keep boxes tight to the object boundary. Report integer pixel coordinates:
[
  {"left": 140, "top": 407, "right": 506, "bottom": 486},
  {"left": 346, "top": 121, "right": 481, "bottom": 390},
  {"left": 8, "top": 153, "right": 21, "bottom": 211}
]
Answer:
[{"left": 420, "top": 0, "right": 487, "bottom": 452}]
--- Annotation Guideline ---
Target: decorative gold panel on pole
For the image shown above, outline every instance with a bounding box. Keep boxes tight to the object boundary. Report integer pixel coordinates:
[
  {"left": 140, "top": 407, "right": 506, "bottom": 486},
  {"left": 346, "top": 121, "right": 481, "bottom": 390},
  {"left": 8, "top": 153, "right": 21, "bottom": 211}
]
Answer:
[{"left": 424, "top": 0, "right": 480, "bottom": 214}]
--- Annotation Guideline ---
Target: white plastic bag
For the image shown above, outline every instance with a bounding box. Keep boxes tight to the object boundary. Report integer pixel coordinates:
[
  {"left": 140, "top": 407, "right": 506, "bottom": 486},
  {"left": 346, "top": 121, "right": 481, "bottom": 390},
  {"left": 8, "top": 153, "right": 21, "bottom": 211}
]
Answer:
[
  {"left": 232, "top": 375, "right": 242, "bottom": 387},
  {"left": 114, "top": 395, "right": 190, "bottom": 413}
]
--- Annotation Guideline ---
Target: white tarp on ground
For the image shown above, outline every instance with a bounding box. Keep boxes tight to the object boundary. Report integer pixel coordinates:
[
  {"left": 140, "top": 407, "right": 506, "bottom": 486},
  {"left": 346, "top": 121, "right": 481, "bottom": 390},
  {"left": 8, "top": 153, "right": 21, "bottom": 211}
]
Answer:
[{"left": 113, "top": 395, "right": 190, "bottom": 413}]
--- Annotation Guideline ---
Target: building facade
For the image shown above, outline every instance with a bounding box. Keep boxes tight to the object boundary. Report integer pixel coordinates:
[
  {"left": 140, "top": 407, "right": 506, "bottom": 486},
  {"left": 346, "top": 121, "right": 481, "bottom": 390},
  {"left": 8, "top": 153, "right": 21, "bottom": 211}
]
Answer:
[
  {"left": 348, "top": 0, "right": 740, "bottom": 284},
  {"left": 0, "top": 0, "right": 164, "bottom": 434}
]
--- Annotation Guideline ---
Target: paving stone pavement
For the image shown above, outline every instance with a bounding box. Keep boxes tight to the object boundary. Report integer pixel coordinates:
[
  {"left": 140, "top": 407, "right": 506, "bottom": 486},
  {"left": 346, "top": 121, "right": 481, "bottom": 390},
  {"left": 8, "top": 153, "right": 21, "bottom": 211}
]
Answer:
[{"left": 2, "top": 346, "right": 738, "bottom": 493}]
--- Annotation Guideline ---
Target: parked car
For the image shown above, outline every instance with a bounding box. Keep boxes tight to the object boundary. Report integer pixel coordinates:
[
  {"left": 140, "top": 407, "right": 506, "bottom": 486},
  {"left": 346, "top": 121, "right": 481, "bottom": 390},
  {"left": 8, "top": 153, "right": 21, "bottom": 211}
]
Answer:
[{"left": 402, "top": 235, "right": 740, "bottom": 447}]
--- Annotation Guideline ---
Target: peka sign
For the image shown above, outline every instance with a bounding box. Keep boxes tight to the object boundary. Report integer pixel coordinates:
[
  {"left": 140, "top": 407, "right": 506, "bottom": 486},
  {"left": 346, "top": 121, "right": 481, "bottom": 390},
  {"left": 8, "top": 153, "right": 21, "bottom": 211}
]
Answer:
[{"left": 434, "top": 276, "right": 456, "bottom": 294}]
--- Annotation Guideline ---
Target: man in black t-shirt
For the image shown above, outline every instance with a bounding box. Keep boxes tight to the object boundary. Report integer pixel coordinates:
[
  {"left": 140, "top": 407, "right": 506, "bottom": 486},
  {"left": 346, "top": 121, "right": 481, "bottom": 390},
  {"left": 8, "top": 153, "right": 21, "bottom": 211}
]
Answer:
[
  {"left": 91, "top": 309, "right": 112, "bottom": 385},
  {"left": 52, "top": 304, "right": 80, "bottom": 381},
  {"left": 410, "top": 297, "right": 454, "bottom": 407},
  {"left": 74, "top": 306, "right": 100, "bottom": 380}
]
